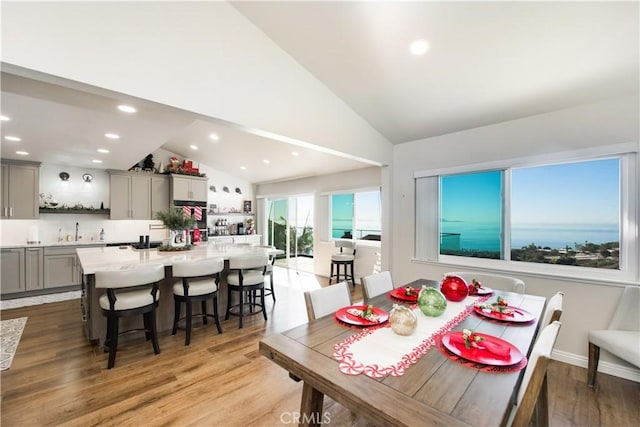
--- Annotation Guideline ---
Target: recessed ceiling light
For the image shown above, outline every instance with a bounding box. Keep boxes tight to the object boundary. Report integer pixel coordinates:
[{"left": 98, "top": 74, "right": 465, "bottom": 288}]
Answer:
[
  {"left": 15, "top": 151, "right": 29, "bottom": 156},
  {"left": 105, "top": 133, "right": 120, "bottom": 139},
  {"left": 5, "top": 136, "right": 21, "bottom": 142},
  {"left": 263, "top": 159, "right": 271, "bottom": 164},
  {"left": 92, "top": 159, "right": 103, "bottom": 164},
  {"left": 0, "top": 115, "right": 9, "bottom": 121},
  {"left": 209, "top": 133, "right": 220, "bottom": 141},
  {"left": 190, "top": 145, "right": 198, "bottom": 150},
  {"left": 240, "top": 166, "right": 247, "bottom": 170},
  {"left": 97, "top": 148, "right": 110, "bottom": 153},
  {"left": 291, "top": 151, "right": 299, "bottom": 157},
  {"left": 409, "top": 39, "right": 429, "bottom": 56},
  {"left": 117, "top": 104, "right": 137, "bottom": 113}
]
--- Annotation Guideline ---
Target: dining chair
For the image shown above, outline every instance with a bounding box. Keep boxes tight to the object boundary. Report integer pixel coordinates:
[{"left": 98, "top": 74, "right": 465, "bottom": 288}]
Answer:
[
  {"left": 329, "top": 240, "right": 356, "bottom": 287},
  {"left": 95, "top": 263, "right": 165, "bottom": 369},
  {"left": 587, "top": 286, "right": 640, "bottom": 387},
  {"left": 538, "top": 291, "right": 564, "bottom": 332},
  {"left": 171, "top": 257, "right": 225, "bottom": 345},
  {"left": 225, "top": 253, "right": 269, "bottom": 328},
  {"left": 255, "top": 245, "right": 277, "bottom": 302},
  {"left": 444, "top": 271, "right": 526, "bottom": 294},
  {"left": 304, "top": 281, "right": 352, "bottom": 321},
  {"left": 361, "top": 270, "right": 394, "bottom": 301},
  {"left": 507, "top": 320, "right": 562, "bottom": 427}
]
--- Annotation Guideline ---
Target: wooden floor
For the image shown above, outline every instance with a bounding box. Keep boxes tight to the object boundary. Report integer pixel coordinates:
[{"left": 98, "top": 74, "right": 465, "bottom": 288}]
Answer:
[{"left": 1, "top": 267, "right": 638, "bottom": 426}]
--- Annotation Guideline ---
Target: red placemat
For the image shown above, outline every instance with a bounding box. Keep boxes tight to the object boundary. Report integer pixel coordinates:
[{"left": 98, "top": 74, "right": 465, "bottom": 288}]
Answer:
[{"left": 436, "top": 338, "right": 528, "bottom": 373}]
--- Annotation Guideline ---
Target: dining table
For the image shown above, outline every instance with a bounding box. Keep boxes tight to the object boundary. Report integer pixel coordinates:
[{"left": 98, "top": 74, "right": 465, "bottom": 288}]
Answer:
[{"left": 259, "top": 279, "right": 546, "bottom": 427}]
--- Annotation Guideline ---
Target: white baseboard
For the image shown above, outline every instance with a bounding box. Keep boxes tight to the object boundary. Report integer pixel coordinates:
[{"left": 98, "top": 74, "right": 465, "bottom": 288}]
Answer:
[{"left": 552, "top": 349, "right": 640, "bottom": 383}]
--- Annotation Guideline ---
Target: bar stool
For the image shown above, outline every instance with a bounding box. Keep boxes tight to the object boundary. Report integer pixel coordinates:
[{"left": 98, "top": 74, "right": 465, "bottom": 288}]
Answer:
[
  {"left": 95, "top": 263, "right": 165, "bottom": 369},
  {"left": 225, "top": 253, "right": 269, "bottom": 328},
  {"left": 255, "top": 245, "right": 277, "bottom": 302},
  {"left": 171, "top": 257, "right": 224, "bottom": 346},
  {"left": 329, "top": 240, "right": 356, "bottom": 288}
]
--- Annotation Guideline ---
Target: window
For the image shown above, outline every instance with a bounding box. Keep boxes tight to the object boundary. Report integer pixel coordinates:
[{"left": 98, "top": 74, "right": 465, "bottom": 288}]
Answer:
[
  {"left": 415, "top": 148, "right": 637, "bottom": 281},
  {"left": 331, "top": 190, "right": 381, "bottom": 240}
]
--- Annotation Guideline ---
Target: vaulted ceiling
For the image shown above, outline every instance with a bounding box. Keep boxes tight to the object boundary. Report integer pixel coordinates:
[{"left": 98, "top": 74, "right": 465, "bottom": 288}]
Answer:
[{"left": 1, "top": 1, "right": 637, "bottom": 183}]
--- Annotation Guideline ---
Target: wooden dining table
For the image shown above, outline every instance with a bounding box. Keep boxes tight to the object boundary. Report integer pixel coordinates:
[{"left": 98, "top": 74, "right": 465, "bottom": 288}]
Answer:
[{"left": 259, "top": 279, "right": 546, "bottom": 427}]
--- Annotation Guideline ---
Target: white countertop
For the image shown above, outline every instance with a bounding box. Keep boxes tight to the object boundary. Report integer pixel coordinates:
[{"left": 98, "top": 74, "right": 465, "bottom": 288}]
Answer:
[
  {"left": 76, "top": 242, "right": 282, "bottom": 275},
  {"left": 1, "top": 240, "right": 111, "bottom": 249}
]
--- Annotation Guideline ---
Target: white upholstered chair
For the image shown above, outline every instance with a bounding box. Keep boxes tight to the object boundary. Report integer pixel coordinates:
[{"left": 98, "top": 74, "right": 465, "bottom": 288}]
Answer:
[
  {"left": 171, "top": 257, "right": 225, "bottom": 346},
  {"left": 255, "top": 245, "right": 277, "bottom": 302},
  {"left": 329, "top": 240, "right": 356, "bottom": 287},
  {"left": 225, "top": 253, "right": 269, "bottom": 328},
  {"left": 361, "top": 271, "right": 394, "bottom": 301},
  {"left": 444, "top": 271, "right": 526, "bottom": 294},
  {"left": 539, "top": 292, "right": 564, "bottom": 329},
  {"left": 587, "top": 286, "right": 640, "bottom": 387},
  {"left": 95, "top": 263, "right": 165, "bottom": 369},
  {"left": 304, "top": 281, "right": 352, "bottom": 321},
  {"left": 507, "top": 321, "right": 562, "bottom": 427}
]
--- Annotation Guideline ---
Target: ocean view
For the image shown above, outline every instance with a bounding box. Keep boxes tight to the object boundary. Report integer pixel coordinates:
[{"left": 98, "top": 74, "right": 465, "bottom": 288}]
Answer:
[{"left": 441, "top": 222, "right": 619, "bottom": 251}]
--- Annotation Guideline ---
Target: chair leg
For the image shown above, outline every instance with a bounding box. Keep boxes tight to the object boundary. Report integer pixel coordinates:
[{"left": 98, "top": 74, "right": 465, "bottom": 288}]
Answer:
[
  {"left": 185, "top": 301, "right": 192, "bottom": 346},
  {"left": 149, "top": 309, "right": 160, "bottom": 355},
  {"left": 239, "top": 287, "right": 244, "bottom": 329},
  {"left": 143, "top": 311, "right": 152, "bottom": 341},
  {"left": 172, "top": 298, "right": 180, "bottom": 335},
  {"left": 329, "top": 262, "right": 334, "bottom": 285},
  {"left": 201, "top": 300, "right": 208, "bottom": 325},
  {"left": 107, "top": 315, "right": 119, "bottom": 369},
  {"left": 225, "top": 287, "right": 232, "bottom": 320},
  {"left": 261, "top": 287, "right": 268, "bottom": 321},
  {"left": 213, "top": 294, "right": 222, "bottom": 334},
  {"left": 587, "top": 342, "right": 600, "bottom": 387},
  {"left": 349, "top": 261, "right": 355, "bottom": 288},
  {"left": 269, "top": 273, "right": 276, "bottom": 302}
]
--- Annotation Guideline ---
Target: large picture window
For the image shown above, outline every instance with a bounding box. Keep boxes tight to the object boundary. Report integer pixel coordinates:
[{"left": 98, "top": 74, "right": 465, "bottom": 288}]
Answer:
[
  {"left": 415, "top": 148, "right": 637, "bottom": 281},
  {"left": 331, "top": 190, "right": 382, "bottom": 240}
]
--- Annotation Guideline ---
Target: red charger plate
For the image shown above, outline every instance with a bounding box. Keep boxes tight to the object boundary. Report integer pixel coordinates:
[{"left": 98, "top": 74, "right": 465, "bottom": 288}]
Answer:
[
  {"left": 389, "top": 288, "right": 419, "bottom": 302},
  {"left": 473, "top": 305, "right": 535, "bottom": 323},
  {"left": 442, "top": 331, "right": 524, "bottom": 366},
  {"left": 335, "top": 305, "right": 389, "bottom": 326}
]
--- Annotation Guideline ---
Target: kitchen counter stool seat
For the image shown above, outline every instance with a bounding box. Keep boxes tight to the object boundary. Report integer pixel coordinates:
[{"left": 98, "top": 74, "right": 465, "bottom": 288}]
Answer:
[
  {"left": 329, "top": 240, "right": 356, "bottom": 288},
  {"left": 225, "top": 253, "right": 269, "bottom": 328},
  {"left": 96, "top": 264, "right": 165, "bottom": 369},
  {"left": 171, "top": 257, "right": 225, "bottom": 346}
]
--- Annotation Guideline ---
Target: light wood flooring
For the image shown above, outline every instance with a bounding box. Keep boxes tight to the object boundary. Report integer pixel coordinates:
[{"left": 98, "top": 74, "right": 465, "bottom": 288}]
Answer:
[{"left": 1, "top": 267, "right": 639, "bottom": 426}]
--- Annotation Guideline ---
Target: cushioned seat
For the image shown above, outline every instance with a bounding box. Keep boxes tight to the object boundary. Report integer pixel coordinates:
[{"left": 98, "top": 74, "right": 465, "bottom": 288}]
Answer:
[
  {"left": 171, "top": 257, "right": 224, "bottom": 346},
  {"left": 225, "top": 253, "right": 269, "bottom": 328},
  {"left": 95, "top": 263, "right": 165, "bottom": 369},
  {"left": 329, "top": 240, "right": 356, "bottom": 287},
  {"left": 588, "top": 286, "right": 640, "bottom": 387}
]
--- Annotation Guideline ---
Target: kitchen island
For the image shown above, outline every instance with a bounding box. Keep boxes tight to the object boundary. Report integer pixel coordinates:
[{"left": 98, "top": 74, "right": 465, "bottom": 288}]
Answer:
[{"left": 77, "top": 241, "right": 277, "bottom": 346}]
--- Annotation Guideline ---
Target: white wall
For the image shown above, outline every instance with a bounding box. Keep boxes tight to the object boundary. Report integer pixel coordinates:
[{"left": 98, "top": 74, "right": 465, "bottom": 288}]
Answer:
[
  {"left": 392, "top": 95, "right": 640, "bottom": 380},
  {"left": 1, "top": 1, "right": 392, "bottom": 166},
  {"left": 256, "top": 166, "right": 382, "bottom": 281}
]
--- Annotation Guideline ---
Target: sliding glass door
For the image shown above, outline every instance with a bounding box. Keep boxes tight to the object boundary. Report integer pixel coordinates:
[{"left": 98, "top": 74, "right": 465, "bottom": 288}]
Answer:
[{"left": 267, "top": 195, "right": 314, "bottom": 272}]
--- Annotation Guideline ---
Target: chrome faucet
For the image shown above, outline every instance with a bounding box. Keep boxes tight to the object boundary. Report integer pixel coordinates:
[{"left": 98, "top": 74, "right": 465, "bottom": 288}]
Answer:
[{"left": 75, "top": 222, "right": 79, "bottom": 241}]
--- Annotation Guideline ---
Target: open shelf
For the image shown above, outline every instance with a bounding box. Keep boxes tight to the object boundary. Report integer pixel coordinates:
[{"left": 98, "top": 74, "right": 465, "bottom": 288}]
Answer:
[{"left": 39, "top": 208, "right": 111, "bottom": 215}]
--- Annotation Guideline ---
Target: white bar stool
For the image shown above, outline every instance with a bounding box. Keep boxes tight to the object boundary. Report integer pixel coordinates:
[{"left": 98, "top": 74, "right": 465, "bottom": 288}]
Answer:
[
  {"left": 225, "top": 253, "right": 269, "bottom": 328},
  {"left": 171, "top": 257, "right": 225, "bottom": 346},
  {"left": 95, "top": 263, "right": 165, "bottom": 369}
]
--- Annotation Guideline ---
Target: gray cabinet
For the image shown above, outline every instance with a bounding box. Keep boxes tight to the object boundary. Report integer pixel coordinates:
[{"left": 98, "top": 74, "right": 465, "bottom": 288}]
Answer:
[
  {"left": 25, "top": 247, "right": 44, "bottom": 291},
  {"left": 151, "top": 175, "right": 170, "bottom": 218},
  {"left": 1, "top": 161, "right": 40, "bottom": 219},
  {"left": 1, "top": 248, "right": 25, "bottom": 294},
  {"left": 44, "top": 247, "right": 81, "bottom": 288},
  {"left": 171, "top": 175, "right": 208, "bottom": 201},
  {"left": 109, "top": 172, "right": 152, "bottom": 219}
]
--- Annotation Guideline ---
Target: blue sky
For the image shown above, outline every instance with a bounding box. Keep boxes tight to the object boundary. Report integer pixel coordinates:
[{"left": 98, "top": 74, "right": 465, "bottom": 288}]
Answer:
[
  {"left": 440, "top": 159, "right": 619, "bottom": 227},
  {"left": 511, "top": 158, "right": 619, "bottom": 226}
]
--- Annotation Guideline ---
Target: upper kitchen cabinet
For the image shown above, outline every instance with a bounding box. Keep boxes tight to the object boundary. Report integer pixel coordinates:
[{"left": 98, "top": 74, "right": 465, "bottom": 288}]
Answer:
[
  {"left": 151, "top": 175, "right": 170, "bottom": 217},
  {"left": 109, "top": 171, "right": 152, "bottom": 220},
  {"left": 1, "top": 160, "right": 40, "bottom": 219},
  {"left": 171, "top": 175, "right": 208, "bottom": 201}
]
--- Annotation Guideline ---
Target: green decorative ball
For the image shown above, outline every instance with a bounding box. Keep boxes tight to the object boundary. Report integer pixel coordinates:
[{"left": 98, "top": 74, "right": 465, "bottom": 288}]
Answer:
[{"left": 417, "top": 286, "right": 447, "bottom": 317}]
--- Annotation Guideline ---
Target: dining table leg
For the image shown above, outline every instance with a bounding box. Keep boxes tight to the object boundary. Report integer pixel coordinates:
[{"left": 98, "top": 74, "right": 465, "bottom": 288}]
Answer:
[{"left": 300, "top": 382, "right": 325, "bottom": 427}]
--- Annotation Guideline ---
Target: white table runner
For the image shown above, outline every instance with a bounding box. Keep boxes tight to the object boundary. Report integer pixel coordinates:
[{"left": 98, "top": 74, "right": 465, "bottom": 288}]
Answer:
[{"left": 334, "top": 295, "right": 488, "bottom": 378}]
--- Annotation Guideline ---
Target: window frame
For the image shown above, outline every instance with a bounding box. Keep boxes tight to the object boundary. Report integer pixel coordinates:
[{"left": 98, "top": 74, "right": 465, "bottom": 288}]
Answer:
[
  {"left": 328, "top": 187, "right": 382, "bottom": 242},
  {"left": 414, "top": 143, "right": 638, "bottom": 283}
]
